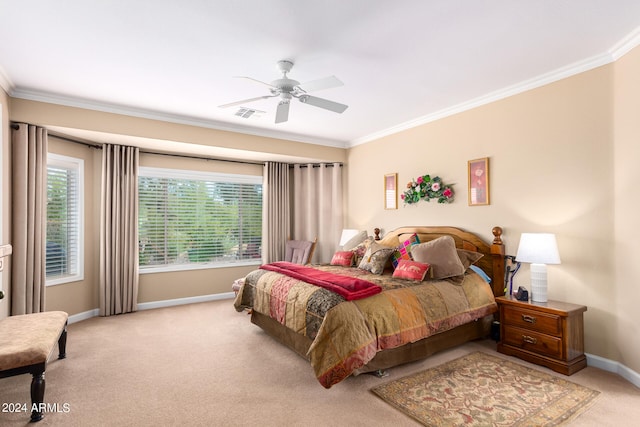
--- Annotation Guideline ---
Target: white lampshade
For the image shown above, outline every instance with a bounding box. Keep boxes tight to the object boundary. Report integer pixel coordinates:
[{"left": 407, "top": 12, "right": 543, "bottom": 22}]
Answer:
[
  {"left": 339, "top": 229, "right": 361, "bottom": 246},
  {"left": 515, "top": 233, "right": 561, "bottom": 303}
]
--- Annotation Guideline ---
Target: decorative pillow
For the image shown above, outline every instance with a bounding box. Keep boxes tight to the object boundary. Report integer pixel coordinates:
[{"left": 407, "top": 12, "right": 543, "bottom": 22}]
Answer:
[
  {"left": 358, "top": 241, "right": 394, "bottom": 275},
  {"left": 391, "top": 233, "right": 421, "bottom": 269},
  {"left": 340, "top": 230, "right": 368, "bottom": 251},
  {"left": 330, "top": 251, "right": 355, "bottom": 267},
  {"left": 392, "top": 259, "right": 430, "bottom": 281},
  {"left": 411, "top": 236, "right": 465, "bottom": 280},
  {"left": 469, "top": 265, "right": 492, "bottom": 283},
  {"left": 457, "top": 249, "right": 484, "bottom": 270},
  {"left": 351, "top": 237, "right": 374, "bottom": 266}
]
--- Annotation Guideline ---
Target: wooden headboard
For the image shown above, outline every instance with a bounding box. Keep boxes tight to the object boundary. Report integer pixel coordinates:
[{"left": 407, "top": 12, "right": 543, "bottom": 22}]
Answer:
[{"left": 377, "top": 226, "right": 505, "bottom": 297}]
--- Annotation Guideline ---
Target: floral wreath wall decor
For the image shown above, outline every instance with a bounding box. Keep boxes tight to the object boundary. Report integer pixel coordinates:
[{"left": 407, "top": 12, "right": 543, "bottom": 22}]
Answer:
[{"left": 401, "top": 174, "right": 454, "bottom": 205}]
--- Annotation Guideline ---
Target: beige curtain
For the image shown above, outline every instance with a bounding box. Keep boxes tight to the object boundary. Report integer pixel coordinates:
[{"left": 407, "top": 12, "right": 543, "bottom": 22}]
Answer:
[
  {"left": 262, "top": 162, "right": 290, "bottom": 263},
  {"left": 11, "top": 123, "right": 48, "bottom": 315},
  {"left": 292, "top": 163, "right": 343, "bottom": 263},
  {"left": 100, "top": 144, "right": 139, "bottom": 316}
]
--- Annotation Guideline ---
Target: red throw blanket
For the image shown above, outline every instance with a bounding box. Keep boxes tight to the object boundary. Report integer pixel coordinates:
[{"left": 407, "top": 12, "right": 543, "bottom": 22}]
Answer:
[{"left": 260, "top": 262, "right": 382, "bottom": 301}]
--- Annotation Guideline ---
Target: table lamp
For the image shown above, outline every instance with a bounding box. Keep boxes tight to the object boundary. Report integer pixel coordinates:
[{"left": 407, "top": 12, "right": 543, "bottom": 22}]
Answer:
[
  {"left": 339, "top": 229, "right": 360, "bottom": 247},
  {"left": 515, "top": 233, "right": 561, "bottom": 303}
]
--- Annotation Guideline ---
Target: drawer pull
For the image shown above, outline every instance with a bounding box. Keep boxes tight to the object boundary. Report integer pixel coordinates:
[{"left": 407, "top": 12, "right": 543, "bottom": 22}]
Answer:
[
  {"left": 522, "top": 335, "right": 538, "bottom": 345},
  {"left": 521, "top": 314, "right": 537, "bottom": 324}
]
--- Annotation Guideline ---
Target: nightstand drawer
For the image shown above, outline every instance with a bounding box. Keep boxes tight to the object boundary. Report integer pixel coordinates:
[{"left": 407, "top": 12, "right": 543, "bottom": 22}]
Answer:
[
  {"left": 497, "top": 296, "right": 587, "bottom": 375},
  {"left": 502, "top": 305, "right": 561, "bottom": 336},
  {"left": 503, "top": 325, "right": 563, "bottom": 358}
]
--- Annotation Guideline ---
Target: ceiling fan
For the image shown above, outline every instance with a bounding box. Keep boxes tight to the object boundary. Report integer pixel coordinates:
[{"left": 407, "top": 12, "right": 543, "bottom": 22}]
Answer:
[{"left": 219, "top": 60, "right": 348, "bottom": 124}]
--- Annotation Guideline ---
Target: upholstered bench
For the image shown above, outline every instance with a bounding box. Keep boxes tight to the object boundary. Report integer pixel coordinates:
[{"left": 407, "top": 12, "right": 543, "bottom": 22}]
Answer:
[{"left": 0, "top": 311, "right": 68, "bottom": 422}]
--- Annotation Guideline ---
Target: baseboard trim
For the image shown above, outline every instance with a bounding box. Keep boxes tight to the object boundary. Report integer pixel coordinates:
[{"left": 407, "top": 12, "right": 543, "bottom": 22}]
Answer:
[
  {"left": 137, "top": 292, "right": 235, "bottom": 311},
  {"left": 68, "top": 309, "right": 100, "bottom": 324},
  {"left": 586, "top": 352, "right": 640, "bottom": 388},
  {"left": 66, "top": 293, "right": 235, "bottom": 324}
]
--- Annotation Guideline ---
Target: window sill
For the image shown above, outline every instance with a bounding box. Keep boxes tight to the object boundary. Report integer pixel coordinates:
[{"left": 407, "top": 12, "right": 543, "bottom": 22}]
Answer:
[
  {"left": 139, "top": 260, "right": 261, "bottom": 275},
  {"left": 46, "top": 274, "right": 84, "bottom": 287}
]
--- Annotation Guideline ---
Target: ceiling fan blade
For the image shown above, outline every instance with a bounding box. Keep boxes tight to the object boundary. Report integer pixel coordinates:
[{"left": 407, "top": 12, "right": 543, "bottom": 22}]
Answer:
[
  {"left": 299, "top": 95, "right": 348, "bottom": 113},
  {"left": 275, "top": 101, "right": 290, "bottom": 123},
  {"left": 298, "top": 75, "right": 343, "bottom": 93},
  {"left": 235, "top": 76, "right": 276, "bottom": 88},
  {"left": 218, "top": 95, "right": 275, "bottom": 109}
]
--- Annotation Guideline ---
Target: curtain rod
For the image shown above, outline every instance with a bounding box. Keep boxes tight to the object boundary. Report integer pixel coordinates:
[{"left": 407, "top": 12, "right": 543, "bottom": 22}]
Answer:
[
  {"left": 49, "top": 132, "right": 102, "bottom": 149},
  {"left": 290, "top": 163, "right": 343, "bottom": 168},
  {"left": 141, "top": 150, "right": 266, "bottom": 166}
]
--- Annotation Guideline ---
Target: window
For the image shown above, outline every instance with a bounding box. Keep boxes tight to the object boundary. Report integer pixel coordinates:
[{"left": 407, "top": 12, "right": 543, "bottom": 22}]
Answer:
[
  {"left": 46, "top": 154, "right": 84, "bottom": 285},
  {"left": 138, "top": 167, "right": 262, "bottom": 272}
]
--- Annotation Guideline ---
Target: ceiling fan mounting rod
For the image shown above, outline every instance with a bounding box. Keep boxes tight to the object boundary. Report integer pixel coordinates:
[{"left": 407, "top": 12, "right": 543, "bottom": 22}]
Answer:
[{"left": 277, "top": 60, "right": 294, "bottom": 75}]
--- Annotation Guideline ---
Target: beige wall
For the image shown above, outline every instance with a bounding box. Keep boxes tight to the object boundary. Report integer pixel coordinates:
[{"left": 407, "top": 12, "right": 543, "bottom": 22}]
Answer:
[
  {"left": 613, "top": 47, "right": 640, "bottom": 373},
  {"left": 347, "top": 49, "right": 639, "bottom": 373},
  {"left": 9, "top": 99, "right": 347, "bottom": 164}
]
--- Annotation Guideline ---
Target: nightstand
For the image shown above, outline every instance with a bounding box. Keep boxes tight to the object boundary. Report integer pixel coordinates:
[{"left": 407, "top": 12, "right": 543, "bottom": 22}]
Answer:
[{"left": 496, "top": 295, "right": 587, "bottom": 375}]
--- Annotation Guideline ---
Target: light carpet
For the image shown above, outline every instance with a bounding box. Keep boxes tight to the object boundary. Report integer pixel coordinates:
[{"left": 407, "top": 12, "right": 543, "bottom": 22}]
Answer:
[{"left": 371, "top": 351, "right": 600, "bottom": 427}]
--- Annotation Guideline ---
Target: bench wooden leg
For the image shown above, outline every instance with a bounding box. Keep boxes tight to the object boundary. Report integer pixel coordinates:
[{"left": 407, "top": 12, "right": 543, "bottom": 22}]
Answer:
[
  {"left": 30, "top": 370, "right": 45, "bottom": 422},
  {"left": 58, "top": 322, "right": 67, "bottom": 359}
]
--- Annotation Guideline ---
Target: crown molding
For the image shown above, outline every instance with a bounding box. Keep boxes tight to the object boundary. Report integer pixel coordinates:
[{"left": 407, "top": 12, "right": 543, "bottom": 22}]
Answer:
[
  {"left": 350, "top": 27, "right": 640, "bottom": 148},
  {"left": 609, "top": 25, "right": 640, "bottom": 60},
  {"left": 9, "top": 88, "right": 349, "bottom": 149},
  {"left": 349, "top": 51, "right": 616, "bottom": 147},
  {"left": 0, "top": 65, "right": 14, "bottom": 94}
]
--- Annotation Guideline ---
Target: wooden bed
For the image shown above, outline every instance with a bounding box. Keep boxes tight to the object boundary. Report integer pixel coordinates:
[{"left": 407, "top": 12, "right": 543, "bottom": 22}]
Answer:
[{"left": 237, "top": 226, "right": 505, "bottom": 387}]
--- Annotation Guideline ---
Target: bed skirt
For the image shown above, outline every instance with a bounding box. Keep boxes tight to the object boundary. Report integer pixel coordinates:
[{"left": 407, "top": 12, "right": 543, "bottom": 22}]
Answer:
[{"left": 250, "top": 310, "right": 493, "bottom": 376}]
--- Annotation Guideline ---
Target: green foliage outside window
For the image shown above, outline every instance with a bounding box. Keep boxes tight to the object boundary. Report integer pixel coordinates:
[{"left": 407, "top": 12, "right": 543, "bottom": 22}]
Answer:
[{"left": 138, "top": 174, "right": 262, "bottom": 268}]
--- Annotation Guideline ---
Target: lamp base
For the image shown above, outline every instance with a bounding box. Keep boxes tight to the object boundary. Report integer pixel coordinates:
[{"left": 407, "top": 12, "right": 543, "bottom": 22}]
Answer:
[{"left": 530, "top": 263, "right": 548, "bottom": 303}]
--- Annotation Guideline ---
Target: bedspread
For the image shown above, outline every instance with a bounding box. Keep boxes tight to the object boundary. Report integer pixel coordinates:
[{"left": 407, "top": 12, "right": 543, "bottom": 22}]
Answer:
[{"left": 234, "top": 264, "right": 497, "bottom": 388}]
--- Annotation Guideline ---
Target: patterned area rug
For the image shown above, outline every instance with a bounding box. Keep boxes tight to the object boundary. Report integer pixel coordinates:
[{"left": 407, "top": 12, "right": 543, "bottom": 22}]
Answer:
[{"left": 371, "top": 352, "right": 599, "bottom": 426}]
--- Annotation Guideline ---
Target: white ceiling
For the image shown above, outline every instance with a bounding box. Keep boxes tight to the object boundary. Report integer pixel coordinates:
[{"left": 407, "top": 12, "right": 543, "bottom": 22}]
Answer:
[{"left": 1, "top": 0, "right": 640, "bottom": 154}]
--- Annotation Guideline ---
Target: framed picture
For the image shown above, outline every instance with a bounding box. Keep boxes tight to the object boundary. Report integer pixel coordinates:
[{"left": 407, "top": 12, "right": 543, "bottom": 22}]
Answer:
[
  {"left": 384, "top": 173, "right": 398, "bottom": 209},
  {"left": 468, "top": 158, "right": 490, "bottom": 206}
]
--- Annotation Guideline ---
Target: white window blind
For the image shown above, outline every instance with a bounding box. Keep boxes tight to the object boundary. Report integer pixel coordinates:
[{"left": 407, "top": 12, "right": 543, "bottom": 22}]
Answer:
[
  {"left": 138, "top": 167, "right": 263, "bottom": 271},
  {"left": 46, "top": 154, "right": 84, "bottom": 285}
]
